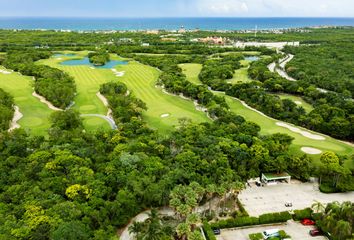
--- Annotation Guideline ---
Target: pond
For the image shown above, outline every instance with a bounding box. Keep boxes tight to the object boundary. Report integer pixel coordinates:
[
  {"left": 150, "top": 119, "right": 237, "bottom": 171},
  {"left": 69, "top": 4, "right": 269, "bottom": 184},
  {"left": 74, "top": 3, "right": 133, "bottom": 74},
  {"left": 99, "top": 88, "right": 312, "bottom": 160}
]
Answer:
[
  {"left": 245, "top": 56, "right": 260, "bottom": 61},
  {"left": 60, "top": 57, "right": 128, "bottom": 69}
]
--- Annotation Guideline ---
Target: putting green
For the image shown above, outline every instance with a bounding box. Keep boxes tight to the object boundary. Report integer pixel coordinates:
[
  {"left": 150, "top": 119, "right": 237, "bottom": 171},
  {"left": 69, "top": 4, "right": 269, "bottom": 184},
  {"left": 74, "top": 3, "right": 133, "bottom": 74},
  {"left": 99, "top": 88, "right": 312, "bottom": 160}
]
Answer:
[
  {"left": 277, "top": 93, "right": 314, "bottom": 113},
  {"left": 228, "top": 66, "right": 253, "bottom": 84},
  {"left": 115, "top": 61, "right": 210, "bottom": 134},
  {"left": 0, "top": 66, "right": 53, "bottom": 135},
  {"left": 179, "top": 63, "right": 203, "bottom": 85},
  {"left": 82, "top": 116, "right": 112, "bottom": 132}
]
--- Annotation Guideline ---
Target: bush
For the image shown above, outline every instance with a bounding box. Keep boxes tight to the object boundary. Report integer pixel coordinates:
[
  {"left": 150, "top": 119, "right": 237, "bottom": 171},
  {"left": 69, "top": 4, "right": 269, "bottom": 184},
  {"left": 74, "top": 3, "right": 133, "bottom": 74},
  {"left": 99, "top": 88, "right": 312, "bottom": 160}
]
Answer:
[
  {"left": 279, "top": 230, "right": 290, "bottom": 238},
  {"left": 203, "top": 221, "right": 216, "bottom": 240},
  {"left": 319, "top": 183, "right": 337, "bottom": 193},
  {"left": 293, "top": 208, "right": 313, "bottom": 221},
  {"left": 249, "top": 233, "right": 263, "bottom": 240},
  {"left": 211, "top": 216, "right": 259, "bottom": 229},
  {"left": 259, "top": 211, "right": 292, "bottom": 224}
]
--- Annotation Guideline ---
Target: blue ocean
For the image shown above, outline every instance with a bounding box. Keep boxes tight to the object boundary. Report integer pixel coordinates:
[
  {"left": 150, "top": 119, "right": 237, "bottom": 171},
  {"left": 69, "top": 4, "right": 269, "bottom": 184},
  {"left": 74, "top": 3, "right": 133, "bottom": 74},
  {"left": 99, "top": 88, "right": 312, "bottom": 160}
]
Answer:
[{"left": 0, "top": 17, "right": 353, "bottom": 30}]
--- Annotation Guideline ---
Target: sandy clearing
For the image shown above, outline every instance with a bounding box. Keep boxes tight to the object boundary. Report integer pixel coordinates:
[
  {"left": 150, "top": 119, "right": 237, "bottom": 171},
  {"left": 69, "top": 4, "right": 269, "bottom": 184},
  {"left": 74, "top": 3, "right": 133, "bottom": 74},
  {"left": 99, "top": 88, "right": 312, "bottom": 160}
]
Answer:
[
  {"left": 8, "top": 106, "right": 23, "bottom": 131},
  {"left": 32, "top": 92, "right": 63, "bottom": 111},
  {"left": 301, "top": 147, "right": 322, "bottom": 154},
  {"left": 161, "top": 113, "right": 170, "bottom": 118},
  {"left": 276, "top": 122, "right": 326, "bottom": 140}
]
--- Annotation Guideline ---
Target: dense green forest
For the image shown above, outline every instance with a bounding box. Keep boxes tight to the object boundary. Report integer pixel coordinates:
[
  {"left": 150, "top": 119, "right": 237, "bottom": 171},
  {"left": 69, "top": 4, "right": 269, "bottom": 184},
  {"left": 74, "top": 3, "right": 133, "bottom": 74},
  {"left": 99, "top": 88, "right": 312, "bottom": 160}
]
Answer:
[
  {"left": 0, "top": 27, "right": 353, "bottom": 239},
  {"left": 0, "top": 88, "right": 14, "bottom": 131},
  {"left": 0, "top": 50, "right": 76, "bottom": 109},
  {"left": 284, "top": 43, "right": 354, "bottom": 96}
]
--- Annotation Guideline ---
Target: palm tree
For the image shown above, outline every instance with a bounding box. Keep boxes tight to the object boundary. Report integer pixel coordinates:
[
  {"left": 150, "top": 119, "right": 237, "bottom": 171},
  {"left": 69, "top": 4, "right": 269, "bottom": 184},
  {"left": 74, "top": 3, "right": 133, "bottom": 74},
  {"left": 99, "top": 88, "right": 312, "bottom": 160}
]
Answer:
[
  {"left": 129, "top": 221, "right": 144, "bottom": 239},
  {"left": 333, "top": 220, "right": 352, "bottom": 240},
  {"left": 311, "top": 201, "right": 325, "bottom": 213},
  {"left": 176, "top": 222, "right": 190, "bottom": 240},
  {"left": 188, "top": 230, "right": 204, "bottom": 240},
  {"left": 205, "top": 184, "right": 216, "bottom": 215},
  {"left": 186, "top": 213, "right": 201, "bottom": 232}
]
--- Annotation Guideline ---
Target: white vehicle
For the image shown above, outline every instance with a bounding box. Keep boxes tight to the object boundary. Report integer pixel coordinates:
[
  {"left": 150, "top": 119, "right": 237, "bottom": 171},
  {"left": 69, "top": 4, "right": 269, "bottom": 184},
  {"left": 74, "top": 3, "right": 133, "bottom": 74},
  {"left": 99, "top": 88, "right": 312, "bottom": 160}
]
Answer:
[{"left": 262, "top": 229, "right": 280, "bottom": 239}]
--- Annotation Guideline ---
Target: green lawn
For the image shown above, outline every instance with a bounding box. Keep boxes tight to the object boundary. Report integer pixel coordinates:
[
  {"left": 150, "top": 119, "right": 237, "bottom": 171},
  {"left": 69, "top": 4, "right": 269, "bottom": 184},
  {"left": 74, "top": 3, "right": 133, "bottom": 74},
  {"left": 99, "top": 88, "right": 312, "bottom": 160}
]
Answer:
[
  {"left": 219, "top": 93, "right": 354, "bottom": 168},
  {"left": 228, "top": 66, "right": 253, "bottom": 84},
  {"left": 38, "top": 51, "right": 116, "bottom": 131},
  {"left": 0, "top": 67, "right": 53, "bottom": 135},
  {"left": 116, "top": 61, "right": 211, "bottom": 135},
  {"left": 179, "top": 63, "right": 203, "bottom": 85},
  {"left": 39, "top": 52, "right": 210, "bottom": 135},
  {"left": 277, "top": 93, "right": 314, "bottom": 113}
]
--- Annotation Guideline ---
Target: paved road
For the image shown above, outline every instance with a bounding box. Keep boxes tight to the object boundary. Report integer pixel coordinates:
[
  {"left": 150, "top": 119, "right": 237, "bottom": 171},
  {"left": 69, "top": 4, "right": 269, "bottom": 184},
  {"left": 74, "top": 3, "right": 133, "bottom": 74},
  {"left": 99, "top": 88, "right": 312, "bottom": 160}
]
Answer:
[
  {"left": 216, "top": 220, "right": 326, "bottom": 240},
  {"left": 80, "top": 114, "right": 117, "bottom": 129}
]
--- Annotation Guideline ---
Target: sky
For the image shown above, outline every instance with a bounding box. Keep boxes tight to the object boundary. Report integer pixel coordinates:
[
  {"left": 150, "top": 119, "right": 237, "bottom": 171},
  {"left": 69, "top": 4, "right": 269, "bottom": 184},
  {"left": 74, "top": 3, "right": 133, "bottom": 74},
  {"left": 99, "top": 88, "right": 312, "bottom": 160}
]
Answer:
[{"left": 0, "top": 0, "right": 353, "bottom": 18}]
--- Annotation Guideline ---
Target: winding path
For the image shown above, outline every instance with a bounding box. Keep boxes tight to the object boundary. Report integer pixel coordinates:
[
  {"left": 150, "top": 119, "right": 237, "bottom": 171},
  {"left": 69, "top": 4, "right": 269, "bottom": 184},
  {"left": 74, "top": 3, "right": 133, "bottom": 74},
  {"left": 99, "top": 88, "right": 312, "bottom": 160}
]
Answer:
[
  {"left": 268, "top": 53, "right": 328, "bottom": 92},
  {"left": 80, "top": 114, "right": 117, "bottom": 130}
]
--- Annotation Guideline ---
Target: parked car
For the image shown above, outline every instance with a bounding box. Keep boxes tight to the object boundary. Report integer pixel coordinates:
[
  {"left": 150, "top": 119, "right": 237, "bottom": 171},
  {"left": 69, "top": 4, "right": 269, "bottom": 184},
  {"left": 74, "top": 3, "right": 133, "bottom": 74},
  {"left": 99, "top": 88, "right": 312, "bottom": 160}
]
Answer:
[
  {"left": 262, "top": 229, "right": 280, "bottom": 239},
  {"left": 285, "top": 202, "right": 292, "bottom": 207},
  {"left": 309, "top": 229, "right": 322, "bottom": 236},
  {"left": 213, "top": 229, "right": 221, "bottom": 235},
  {"left": 301, "top": 218, "right": 315, "bottom": 225}
]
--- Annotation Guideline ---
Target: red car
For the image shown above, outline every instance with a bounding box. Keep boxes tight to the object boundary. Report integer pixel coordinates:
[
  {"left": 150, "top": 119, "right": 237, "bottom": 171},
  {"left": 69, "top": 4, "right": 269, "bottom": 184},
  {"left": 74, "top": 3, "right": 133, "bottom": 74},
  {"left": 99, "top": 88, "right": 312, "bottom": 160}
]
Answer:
[{"left": 301, "top": 218, "right": 316, "bottom": 225}]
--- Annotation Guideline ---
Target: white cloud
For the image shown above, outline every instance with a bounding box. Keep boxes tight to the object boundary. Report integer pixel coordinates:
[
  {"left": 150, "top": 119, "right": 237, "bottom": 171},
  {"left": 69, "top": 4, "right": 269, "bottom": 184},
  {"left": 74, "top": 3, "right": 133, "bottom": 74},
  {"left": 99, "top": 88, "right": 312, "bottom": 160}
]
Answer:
[
  {"left": 196, "top": 0, "right": 354, "bottom": 17},
  {"left": 197, "top": 0, "right": 249, "bottom": 15}
]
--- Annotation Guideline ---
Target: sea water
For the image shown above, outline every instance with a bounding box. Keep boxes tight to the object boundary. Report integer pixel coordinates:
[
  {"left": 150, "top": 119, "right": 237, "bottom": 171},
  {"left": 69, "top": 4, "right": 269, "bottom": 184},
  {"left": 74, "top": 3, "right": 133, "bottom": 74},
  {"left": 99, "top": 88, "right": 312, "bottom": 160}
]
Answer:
[{"left": 0, "top": 17, "right": 353, "bottom": 31}]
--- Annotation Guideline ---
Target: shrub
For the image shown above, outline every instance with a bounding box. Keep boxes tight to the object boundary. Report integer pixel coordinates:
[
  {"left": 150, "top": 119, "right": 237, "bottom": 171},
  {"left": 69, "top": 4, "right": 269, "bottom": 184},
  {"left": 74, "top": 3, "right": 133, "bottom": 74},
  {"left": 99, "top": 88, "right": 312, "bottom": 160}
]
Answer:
[
  {"left": 293, "top": 208, "right": 313, "bottom": 221},
  {"left": 279, "top": 230, "right": 290, "bottom": 238},
  {"left": 319, "top": 183, "right": 337, "bottom": 193},
  {"left": 249, "top": 233, "right": 263, "bottom": 240},
  {"left": 259, "top": 211, "right": 291, "bottom": 224},
  {"left": 203, "top": 221, "right": 216, "bottom": 240}
]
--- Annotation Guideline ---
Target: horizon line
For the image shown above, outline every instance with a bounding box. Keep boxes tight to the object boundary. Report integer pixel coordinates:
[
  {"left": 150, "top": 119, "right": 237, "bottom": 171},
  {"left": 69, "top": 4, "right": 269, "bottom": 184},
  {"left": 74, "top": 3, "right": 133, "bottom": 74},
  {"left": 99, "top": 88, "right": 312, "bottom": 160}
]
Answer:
[{"left": 1, "top": 16, "right": 354, "bottom": 19}]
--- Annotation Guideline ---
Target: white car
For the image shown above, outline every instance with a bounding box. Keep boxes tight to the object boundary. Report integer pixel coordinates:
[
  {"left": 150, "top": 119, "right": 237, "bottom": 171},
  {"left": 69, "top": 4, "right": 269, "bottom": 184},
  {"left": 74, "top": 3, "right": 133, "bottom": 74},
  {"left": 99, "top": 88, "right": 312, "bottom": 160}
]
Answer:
[{"left": 262, "top": 229, "right": 280, "bottom": 239}]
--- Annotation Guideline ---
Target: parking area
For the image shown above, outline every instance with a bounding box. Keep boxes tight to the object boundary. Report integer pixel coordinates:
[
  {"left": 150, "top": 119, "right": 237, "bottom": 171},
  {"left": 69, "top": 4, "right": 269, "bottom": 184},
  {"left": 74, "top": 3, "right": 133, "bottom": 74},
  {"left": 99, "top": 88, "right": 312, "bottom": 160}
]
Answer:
[
  {"left": 239, "top": 181, "right": 354, "bottom": 216},
  {"left": 216, "top": 220, "right": 326, "bottom": 240}
]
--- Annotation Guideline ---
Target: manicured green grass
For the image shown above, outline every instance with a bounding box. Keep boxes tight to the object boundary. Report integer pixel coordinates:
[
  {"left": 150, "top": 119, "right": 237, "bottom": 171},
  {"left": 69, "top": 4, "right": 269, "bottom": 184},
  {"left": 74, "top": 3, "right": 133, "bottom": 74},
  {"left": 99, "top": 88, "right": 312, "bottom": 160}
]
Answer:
[
  {"left": 82, "top": 116, "right": 112, "bottom": 132},
  {"left": 0, "top": 67, "right": 53, "bottom": 135},
  {"left": 179, "top": 63, "right": 203, "bottom": 85},
  {"left": 218, "top": 93, "right": 354, "bottom": 168},
  {"left": 116, "top": 61, "right": 211, "bottom": 135},
  {"left": 39, "top": 52, "right": 210, "bottom": 135},
  {"left": 277, "top": 93, "right": 314, "bottom": 113},
  {"left": 228, "top": 66, "right": 253, "bottom": 84},
  {"left": 38, "top": 51, "right": 115, "bottom": 130}
]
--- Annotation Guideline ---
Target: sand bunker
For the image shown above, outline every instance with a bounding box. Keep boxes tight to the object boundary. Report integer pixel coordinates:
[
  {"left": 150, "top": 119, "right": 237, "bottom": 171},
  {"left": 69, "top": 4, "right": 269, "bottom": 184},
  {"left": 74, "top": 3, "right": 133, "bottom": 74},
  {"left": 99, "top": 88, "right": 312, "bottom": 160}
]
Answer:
[
  {"left": 90, "top": 67, "right": 95, "bottom": 69},
  {"left": 111, "top": 68, "right": 125, "bottom": 77},
  {"left": 96, "top": 92, "right": 114, "bottom": 118},
  {"left": 0, "top": 69, "right": 11, "bottom": 74},
  {"left": 301, "top": 147, "right": 322, "bottom": 155},
  {"left": 32, "top": 92, "right": 63, "bottom": 111},
  {"left": 294, "top": 101, "right": 302, "bottom": 105},
  {"left": 8, "top": 106, "right": 23, "bottom": 131},
  {"left": 161, "top": 114, "right": 170, "bottom": 118},
  {"left": 276, "top": 122, "right": 326, "bottom": 140}
]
